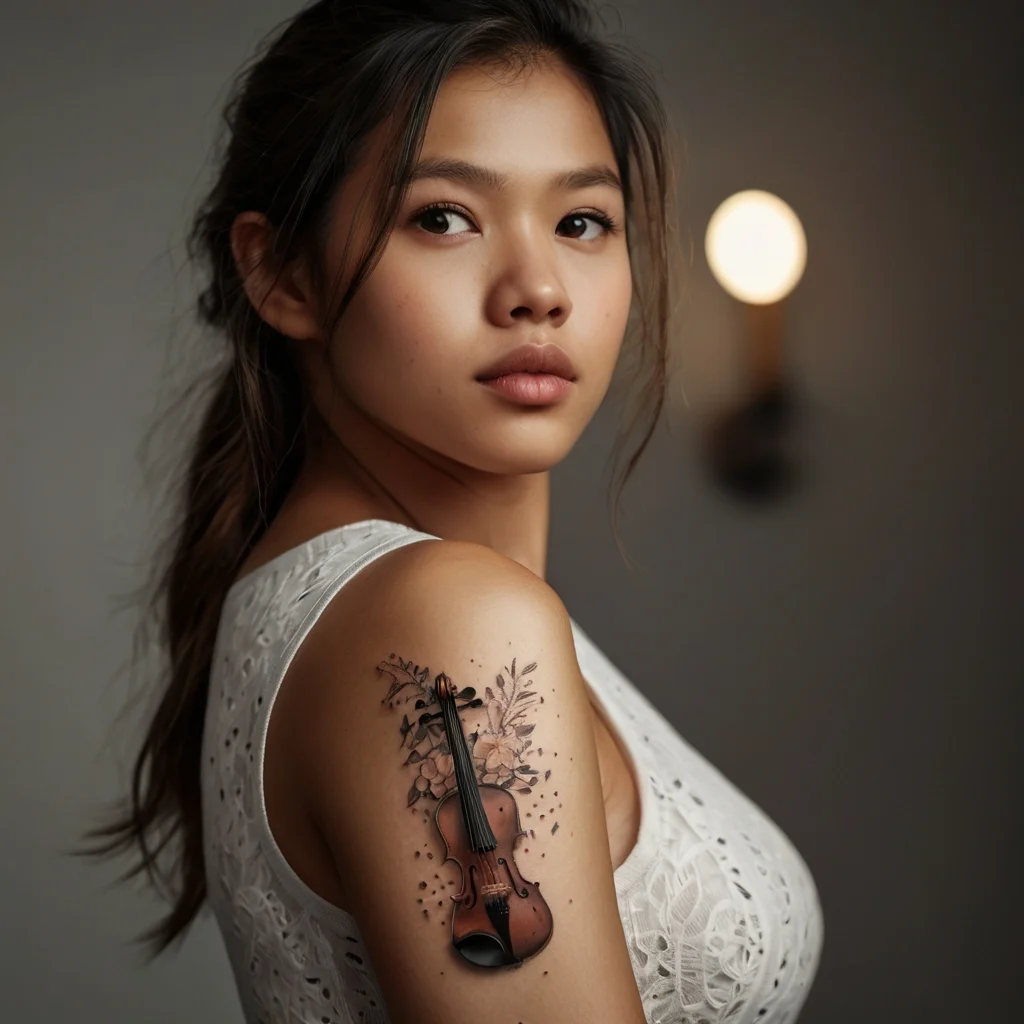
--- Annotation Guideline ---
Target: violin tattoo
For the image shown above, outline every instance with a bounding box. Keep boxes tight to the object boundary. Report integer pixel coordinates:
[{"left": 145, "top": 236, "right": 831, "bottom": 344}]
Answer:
[{"left": 378, "top": 654, "right": 557, "bottom": 967}]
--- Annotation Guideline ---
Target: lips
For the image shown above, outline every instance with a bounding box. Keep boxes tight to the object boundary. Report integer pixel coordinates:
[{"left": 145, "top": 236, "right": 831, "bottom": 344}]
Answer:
[{"left": 475, "top": 343, "right": 577, "bottom": 382}]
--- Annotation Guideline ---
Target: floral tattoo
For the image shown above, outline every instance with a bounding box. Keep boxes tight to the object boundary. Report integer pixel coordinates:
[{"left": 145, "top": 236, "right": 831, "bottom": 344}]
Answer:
[{"left": 377, "top": 654, "right": 549, "bottom": 806}]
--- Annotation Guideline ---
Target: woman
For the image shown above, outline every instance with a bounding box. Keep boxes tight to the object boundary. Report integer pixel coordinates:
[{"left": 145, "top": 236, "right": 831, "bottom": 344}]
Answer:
[{"left": 83, "top": 1, "right": 823, "bottom": 1021}]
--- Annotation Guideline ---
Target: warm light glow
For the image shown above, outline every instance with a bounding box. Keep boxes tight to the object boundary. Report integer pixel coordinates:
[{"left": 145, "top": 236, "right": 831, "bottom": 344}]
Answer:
[{"left": 705, "top": 190, "right": 807, "bottom": 304}]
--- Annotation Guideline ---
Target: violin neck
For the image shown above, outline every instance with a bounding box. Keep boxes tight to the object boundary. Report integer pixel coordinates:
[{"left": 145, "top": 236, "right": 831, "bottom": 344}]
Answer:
[{"left": 442, "top": 695, "right": 496, "bottom": 851}]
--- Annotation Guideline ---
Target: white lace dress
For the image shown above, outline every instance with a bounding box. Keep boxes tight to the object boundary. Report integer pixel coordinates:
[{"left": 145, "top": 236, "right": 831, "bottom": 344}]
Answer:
[{"left": 201, "top": 519, "right": 823, "bottom": 1024}]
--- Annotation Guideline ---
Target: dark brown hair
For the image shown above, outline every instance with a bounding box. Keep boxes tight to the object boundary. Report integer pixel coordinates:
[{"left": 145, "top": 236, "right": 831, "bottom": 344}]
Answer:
[{"left": 76, "top": 0, "right": 682, "bottom": 959}]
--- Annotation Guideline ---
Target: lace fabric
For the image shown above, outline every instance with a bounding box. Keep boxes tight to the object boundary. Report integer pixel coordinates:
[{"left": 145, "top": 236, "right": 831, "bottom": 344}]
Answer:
[{"left": 201, "top": 520, "right": 823, "bottom": 1023}]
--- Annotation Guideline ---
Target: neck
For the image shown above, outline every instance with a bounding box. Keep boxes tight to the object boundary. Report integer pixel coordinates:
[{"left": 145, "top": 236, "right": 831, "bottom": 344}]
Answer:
[{"left": 291, "top": 395, "right": 552, "bottom": 581}]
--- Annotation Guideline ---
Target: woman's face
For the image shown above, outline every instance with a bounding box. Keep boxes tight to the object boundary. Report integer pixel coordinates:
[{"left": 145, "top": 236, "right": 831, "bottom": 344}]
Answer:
[{"left": 311, "top": 60, "right": 633, "bottom": 476}]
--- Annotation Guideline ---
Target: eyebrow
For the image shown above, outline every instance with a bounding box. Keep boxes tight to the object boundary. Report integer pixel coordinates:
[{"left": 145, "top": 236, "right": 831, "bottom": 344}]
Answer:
[{"left": 405, "top": 157, "right": 622, "bottom": 193}]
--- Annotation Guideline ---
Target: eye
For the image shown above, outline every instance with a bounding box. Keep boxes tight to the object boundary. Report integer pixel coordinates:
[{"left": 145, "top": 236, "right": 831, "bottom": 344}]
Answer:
[
  {"left": 412, "top": 203, "right": 476, "bottom": 237},
  {"left": 558, "top": 212, "right": 618, "bottom": 241},
  {"left": 409, "top": 203, "right": 620, "bottom": 241}
]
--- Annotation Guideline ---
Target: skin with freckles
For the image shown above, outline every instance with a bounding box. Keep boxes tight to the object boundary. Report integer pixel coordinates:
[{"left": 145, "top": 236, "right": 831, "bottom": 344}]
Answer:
[{"left": 231, "top": 58, "right": 634, "bottom": 581}]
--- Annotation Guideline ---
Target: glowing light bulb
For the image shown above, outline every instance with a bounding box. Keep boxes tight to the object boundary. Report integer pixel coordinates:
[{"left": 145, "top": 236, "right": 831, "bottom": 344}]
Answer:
[{"left": 705, "top": 190, "right": 807, "bottom": 304}]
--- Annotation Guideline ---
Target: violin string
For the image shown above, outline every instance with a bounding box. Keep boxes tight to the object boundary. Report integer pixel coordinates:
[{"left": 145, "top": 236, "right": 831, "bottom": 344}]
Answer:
[{"left": 445, "top": 692, "right": 496, "bottom": 851}]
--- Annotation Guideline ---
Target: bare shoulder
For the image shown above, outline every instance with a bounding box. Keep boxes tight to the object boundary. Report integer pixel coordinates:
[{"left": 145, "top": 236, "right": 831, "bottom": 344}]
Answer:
[
  {"left": 278, "top": 537, "right": 645, "bottom": 1023},
  {"left": 352, "top": 534, "right": 566, "bottom": 613}
]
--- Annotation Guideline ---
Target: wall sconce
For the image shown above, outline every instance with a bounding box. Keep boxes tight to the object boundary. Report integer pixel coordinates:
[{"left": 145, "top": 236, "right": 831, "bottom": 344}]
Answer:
[{"left": 703, "top": 190, "right": 807, "bottom": 500}]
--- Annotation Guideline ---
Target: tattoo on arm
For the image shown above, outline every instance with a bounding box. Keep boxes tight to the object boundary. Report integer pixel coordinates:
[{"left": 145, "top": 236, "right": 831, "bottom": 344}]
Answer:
[{"left": 377, "top": 654, "right": 562, "bottom": 959}]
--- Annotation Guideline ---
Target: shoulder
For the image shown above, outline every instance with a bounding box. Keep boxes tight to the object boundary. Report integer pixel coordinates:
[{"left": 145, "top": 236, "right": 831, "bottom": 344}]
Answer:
[
  {"left": 290, "top": 536, "right": 581, "bottom": 773},
  {"left": 291, "top": 535, "right": 574, "bottom": 680},
  {"left": 364, "top": 534, "right": 564, "bottom": 608}
]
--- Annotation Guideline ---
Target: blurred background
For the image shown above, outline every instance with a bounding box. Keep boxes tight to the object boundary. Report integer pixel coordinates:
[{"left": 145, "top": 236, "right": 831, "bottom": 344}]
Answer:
[{"left": 1, "top": 1, "right": 1020, "bottom": 1021}]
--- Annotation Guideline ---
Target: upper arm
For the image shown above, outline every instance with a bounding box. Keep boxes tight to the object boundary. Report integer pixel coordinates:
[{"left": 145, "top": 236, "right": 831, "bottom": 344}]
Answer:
[{"left": 285, "top": 539, "right": 645, "bottom": 1024}]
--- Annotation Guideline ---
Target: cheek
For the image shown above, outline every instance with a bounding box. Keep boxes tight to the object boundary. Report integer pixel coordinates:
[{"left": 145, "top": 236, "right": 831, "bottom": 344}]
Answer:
[
  {"left": 608, "top": 267, "right": 634, "bottom": 337},
  {"left": 582, "top": 258, "right": 633, "bottom": 372},
  {"left": 331, "top": 272, "right": 473, "bottom": 411}
]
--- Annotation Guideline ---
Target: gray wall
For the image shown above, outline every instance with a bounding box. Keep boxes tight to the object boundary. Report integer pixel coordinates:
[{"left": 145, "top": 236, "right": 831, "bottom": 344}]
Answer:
[{"left": 1, "top": 2, "right": 1019, "bottom": 1021}]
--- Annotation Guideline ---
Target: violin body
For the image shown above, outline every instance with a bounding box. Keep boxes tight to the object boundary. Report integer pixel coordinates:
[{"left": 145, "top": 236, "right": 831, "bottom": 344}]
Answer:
[{"left": 435, "top": 782, "right": 554, "bottom": 967}]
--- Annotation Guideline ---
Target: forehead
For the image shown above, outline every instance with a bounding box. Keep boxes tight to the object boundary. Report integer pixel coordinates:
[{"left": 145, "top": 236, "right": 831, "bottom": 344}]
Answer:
[{"left": 417, "top": 61, "right": 615, "bottom": 175}]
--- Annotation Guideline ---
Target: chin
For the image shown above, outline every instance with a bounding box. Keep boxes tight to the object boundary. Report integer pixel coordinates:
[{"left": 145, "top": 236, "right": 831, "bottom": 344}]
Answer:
[
  {"left": 464, "top": 434, "right": 580, "bottom": 476},
  {"left": 392, "top": 402, "right": 593, "bottom": 475}
]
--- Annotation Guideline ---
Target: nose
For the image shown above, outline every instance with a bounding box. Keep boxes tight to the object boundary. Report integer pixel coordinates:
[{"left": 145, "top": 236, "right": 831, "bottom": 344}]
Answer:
[{"left": 485, "top": 265, "right": 572, "bottom": 328}]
